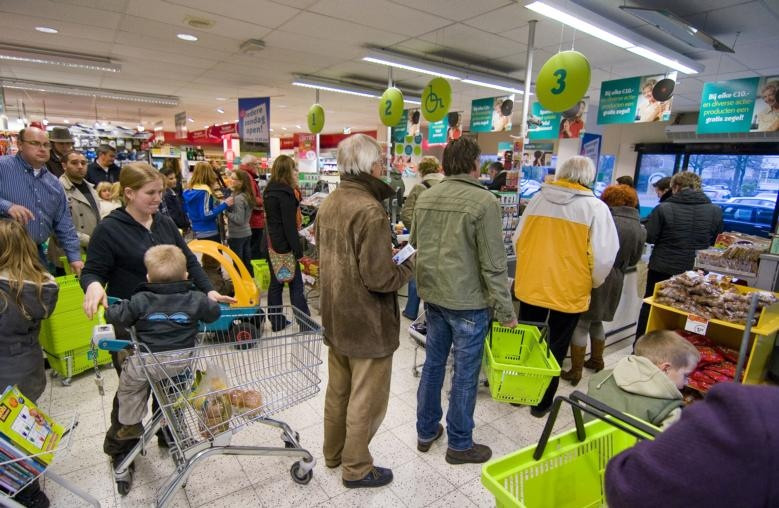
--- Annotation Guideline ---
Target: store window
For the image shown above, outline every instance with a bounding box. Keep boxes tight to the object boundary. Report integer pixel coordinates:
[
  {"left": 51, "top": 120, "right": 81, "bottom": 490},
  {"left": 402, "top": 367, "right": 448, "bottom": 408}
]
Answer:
[
  {"left": 635, "top": 153, "right": 679, "bottom": 217},
  {"left": 686, "top": 153, "right": 779, "bottom": 237},
  {"left": 594, "top": 154, "right": 615, "bottom": 197}
]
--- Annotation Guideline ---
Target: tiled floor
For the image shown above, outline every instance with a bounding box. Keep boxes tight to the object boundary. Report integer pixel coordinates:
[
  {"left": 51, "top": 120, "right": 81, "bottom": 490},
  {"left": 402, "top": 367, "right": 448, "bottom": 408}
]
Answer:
[{"left": 33, "top": 301, "right": 633, "bottom": 508}]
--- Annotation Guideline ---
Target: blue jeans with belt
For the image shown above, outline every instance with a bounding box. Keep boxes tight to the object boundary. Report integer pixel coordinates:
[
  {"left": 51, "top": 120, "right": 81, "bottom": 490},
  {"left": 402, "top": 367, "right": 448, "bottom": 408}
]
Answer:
[{"left": 416, "top": 303, "right": 490, "bottom": 451}]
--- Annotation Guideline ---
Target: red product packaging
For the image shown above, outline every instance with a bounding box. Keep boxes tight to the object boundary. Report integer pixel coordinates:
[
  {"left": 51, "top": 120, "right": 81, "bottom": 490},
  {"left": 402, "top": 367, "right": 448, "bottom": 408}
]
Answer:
[
  {"left": 706, "top": 361, "right": 737, "bottom": 379},
  {"left": 696, "top": 346, "right": 724, "bottom": 366},
  {"left": 702, "top": 368, "right": 731, "bottom": 383},
  {"left": 714, "top": 346, "right": 739, "bottom": 364}
]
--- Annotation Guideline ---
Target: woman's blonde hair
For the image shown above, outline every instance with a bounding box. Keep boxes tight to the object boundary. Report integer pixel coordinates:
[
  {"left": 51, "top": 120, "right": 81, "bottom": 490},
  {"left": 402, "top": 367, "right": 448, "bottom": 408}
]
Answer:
[
  {"left": 189, "top": 162, "right": 218, "bottom": 189},
  {"left": 270, "top": 155, "right": 297, "bottom": 187},
  {"left": 670, "top": 171, "right": 702, "bottom": 191},
  {"left": 119, "top": 163, "right": 163, "bottom": 204},
  {"left": 0, "top": 220, "right": 53, "bottom": 318},
  {"left": 96, "top": 181, "right": 120, "bottom": 201}
]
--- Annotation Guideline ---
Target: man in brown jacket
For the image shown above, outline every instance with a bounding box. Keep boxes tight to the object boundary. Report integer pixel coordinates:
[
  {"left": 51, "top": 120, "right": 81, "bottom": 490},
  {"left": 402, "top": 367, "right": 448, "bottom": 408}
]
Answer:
[{"left": 316, "top": 134, "right": 414, "bottom": 488}]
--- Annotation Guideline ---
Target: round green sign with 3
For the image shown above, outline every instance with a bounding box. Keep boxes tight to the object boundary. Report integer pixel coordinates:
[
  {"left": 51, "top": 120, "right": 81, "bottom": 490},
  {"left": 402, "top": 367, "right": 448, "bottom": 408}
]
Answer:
[
  {"left": 307, "top": 103, "right": 325, "bottom": 134},
  {"left": 422, "top": 77, "right": 451, "bottom": 122},
  {"left": 535, "top": 50, "right": 591, "bottom": 113},
  {"left": 379, "top": 87, "right": 404, "bottom": 127}
]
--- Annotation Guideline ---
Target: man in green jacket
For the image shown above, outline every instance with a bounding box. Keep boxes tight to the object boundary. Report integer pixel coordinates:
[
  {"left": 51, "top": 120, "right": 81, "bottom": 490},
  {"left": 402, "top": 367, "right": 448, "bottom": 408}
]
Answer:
[{"left": 411, "top": 136, "right": 516, "bottom": 465}]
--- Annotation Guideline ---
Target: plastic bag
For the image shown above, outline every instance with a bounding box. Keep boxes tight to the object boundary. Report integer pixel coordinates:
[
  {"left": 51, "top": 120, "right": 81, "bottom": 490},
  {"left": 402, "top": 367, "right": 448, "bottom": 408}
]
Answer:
[{"left": 189, "top": 362, "right": 233, "bottom": 437}]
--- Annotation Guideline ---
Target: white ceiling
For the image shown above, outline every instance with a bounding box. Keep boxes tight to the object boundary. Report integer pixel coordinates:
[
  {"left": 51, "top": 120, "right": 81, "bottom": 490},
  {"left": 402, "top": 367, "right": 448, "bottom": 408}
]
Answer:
[{"left": 0, "top": 0, "right": 777, "bottom": 134}]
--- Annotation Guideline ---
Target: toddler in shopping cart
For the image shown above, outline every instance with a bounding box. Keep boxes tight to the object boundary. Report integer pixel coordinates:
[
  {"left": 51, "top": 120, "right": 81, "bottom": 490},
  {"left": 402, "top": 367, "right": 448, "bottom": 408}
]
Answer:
[
  {"left": 587, "top": 330, "right": 700, "bottom": 429},
  {"left": 106, "top": 244, "right": 221, "bottom": 441}
]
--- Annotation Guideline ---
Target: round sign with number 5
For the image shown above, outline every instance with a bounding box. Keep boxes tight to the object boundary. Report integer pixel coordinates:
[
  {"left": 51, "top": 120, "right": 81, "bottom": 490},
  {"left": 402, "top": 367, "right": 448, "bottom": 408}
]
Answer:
[
  {"left": 536, "top": 50, "right": 591, "bottom": 113},
  {"left": 379, "top": 87, "right": 404, "bottom": 127}
]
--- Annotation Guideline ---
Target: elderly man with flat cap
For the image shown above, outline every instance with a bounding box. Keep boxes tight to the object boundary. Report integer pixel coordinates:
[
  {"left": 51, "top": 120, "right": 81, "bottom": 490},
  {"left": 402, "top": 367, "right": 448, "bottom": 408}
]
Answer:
[{"left": 46, "top": 126, "right": 75, "bottom": 178}]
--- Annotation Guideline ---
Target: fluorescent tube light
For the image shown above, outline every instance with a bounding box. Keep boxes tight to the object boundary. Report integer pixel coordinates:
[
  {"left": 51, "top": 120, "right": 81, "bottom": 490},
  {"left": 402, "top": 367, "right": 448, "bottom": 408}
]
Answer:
[
  {"left": 0, "top": 78, "right": 178, "bottom": 105},
  {"left": 524, "top": 1, "right": 703, "bottom": 75},
  {"left": 526, "top": 2, "right": 633, "bottom": 48},
  {"left": 0, "top": 44, "right": 120, "bottom": 72},
  {"left": 461, "top": 79, "right": 523, "bottom": 94},
  {"left": 362, "top": 49, "right": 525, "bottom": 94},
  {"left": 362, "top": 56, "right": 465, "bottom": 81},
  {"left": 292, "top": 75, "right": 422, "bottom": 103},
  {"left": 626, "top": 46, "right": 700, "bottom": 75}
]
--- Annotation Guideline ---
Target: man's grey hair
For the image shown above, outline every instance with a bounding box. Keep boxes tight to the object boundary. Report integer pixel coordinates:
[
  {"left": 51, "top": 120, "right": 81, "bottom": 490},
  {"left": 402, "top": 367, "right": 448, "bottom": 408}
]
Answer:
[
  {"left": 241, "top": 154, "right": 258, "bottom": 165},
  {"left": 97, "top": 144, "right": 116, "bottom": 156},
  {"left": 555, "top": 156, "right": 596, "bottom": 187},
  {"left": 337, "top": 134, "right": 382, "bottom": 176}
]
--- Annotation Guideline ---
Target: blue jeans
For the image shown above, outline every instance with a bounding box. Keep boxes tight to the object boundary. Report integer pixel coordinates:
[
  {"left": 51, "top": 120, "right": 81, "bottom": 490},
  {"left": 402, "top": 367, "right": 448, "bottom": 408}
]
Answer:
[
  {"left": 416, "top": 303, "right": 490, "bottom": 451},
  {"left": 403, "top": 278, "right": 421, "bottom": 319}
]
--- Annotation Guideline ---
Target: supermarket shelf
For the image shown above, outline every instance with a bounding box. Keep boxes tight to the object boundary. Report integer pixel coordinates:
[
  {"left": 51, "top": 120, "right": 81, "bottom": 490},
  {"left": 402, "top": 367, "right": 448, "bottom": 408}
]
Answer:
[{"left": 693, "top": 262, "right": 758, "bottom": 286}]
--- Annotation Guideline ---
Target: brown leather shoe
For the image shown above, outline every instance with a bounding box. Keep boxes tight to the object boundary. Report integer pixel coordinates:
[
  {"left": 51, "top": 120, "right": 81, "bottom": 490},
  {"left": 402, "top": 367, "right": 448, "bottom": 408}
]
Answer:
[
  {"left": 417, "top": 423, "right": 444, "bottom": 452},
  {"left": 445, "top": 443, "right": 492, "bottom": 464}
]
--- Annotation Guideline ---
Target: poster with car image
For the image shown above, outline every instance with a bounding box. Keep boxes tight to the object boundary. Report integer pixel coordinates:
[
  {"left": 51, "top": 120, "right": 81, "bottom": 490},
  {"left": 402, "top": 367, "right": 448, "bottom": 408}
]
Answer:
[
  {"left": 469, "top": 95, "right": 514, "bottom": 132},
  {"left": 597, "top": 73, "right": 675, "bottom": 124}
]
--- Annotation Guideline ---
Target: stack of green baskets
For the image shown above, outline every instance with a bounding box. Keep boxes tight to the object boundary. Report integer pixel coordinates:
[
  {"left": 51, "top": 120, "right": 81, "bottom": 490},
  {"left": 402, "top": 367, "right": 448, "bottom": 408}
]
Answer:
[
  {"left": 251, "top": 259, "right": 271, "bottom": 291},
  {"left": 39, "top": 275, "right": 111, "bottom": 381},
  {"left": 483, "top": 322, "right": 561, "bottom": 405}
]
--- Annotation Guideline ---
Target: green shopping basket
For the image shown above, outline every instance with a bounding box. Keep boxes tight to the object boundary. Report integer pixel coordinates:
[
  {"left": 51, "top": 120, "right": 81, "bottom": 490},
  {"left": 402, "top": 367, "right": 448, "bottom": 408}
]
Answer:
[
  {"left": 483, "top": 321, "right": 560, "bottom": 405},
  {"left": 482, "top": 391, "right": 659, "bottom": 508}
]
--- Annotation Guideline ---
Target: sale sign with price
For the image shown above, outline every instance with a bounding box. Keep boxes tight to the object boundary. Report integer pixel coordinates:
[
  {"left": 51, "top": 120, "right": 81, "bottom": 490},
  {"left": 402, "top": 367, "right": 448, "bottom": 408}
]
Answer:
[
  {"left": 597, "top": 73, "right": 675, "bottom": 125},
  {"left": 469, "top": 94, "right": 515, "bottom": 133}
]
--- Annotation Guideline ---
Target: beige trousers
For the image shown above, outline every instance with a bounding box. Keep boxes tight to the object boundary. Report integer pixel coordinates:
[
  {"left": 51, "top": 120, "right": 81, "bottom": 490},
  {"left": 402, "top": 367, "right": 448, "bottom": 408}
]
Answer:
[{"left": 323, "top": 348, "right": 393, "bottom": 481}]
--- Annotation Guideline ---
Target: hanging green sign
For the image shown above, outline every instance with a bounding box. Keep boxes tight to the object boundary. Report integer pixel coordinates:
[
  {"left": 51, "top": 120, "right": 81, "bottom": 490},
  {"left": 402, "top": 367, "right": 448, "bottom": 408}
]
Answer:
[
  {"left": 469, "top": 95, "right": 515, "bottom": 132},
  {"left": 392, "top": 109, "right": 409, "bottom": 143},
  {"left": 535, "top": 50, "right": 590, "bottom": 113},
  {"left": 379, "top": 87, "right": 404, "bottom": 127},
  {"left": 528, "top": 102, "right": 560, "bottom": 140},
  {"left": 421, "top": 77, "right": 451, "bottom": 122},
  {"left": 697, "top": 77, "right": 761, "bottom": 134},
  {"left": 428, "top": 115, "right": 448, "bottom": 144},
  {"left": 307, "top": 103, "right": 325, "bottom": 134},
  {"left": 597, "top": 77, "right": 640, "bottom": 124}
]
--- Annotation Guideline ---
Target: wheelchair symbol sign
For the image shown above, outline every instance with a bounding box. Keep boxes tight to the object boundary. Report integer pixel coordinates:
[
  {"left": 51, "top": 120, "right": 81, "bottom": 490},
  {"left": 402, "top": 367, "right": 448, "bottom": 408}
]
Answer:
[{"left": 421, "top": 77, "right": 451, "bottom": 122}]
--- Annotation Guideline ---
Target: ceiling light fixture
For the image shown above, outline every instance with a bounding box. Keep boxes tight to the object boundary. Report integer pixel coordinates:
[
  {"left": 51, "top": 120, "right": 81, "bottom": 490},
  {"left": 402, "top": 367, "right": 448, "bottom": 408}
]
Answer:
[
  {"left": 281, "top": 127, "right": 288, "bottom": 131},
  {"left": 177, "top": 33, "right": 198, "bottom": 42},
  {"left": 35, "top": 27, "right": 59, "bottom": 34},
  {"left": 216, "top": 107, "right": 225, "bottom": 114},
  {"left": 524, "top": 1, "right": 703, "bottom": 74},
  {"left": 215, "top": 97, "right": 227, "bottom": 101},
  {"left": 292, "top": 75, "right": 422, "bottom": 103},
  {"left": 362, "top": 48, "right": 525, "bottom": 94},
  {"left": 187, "top": 117, "right": 194, "bottom": 122},
  {"left": 620, "top": 6, "right": 735, "bottom": 53},
  {"left": 0, "top": 78, "right": 179, "bottom": 105},
  {"left": 295, "top": 124, "right": 302, "bottom": 129},
  {"left": 0, "top": 44, "right": 121, "bottom": 72}
]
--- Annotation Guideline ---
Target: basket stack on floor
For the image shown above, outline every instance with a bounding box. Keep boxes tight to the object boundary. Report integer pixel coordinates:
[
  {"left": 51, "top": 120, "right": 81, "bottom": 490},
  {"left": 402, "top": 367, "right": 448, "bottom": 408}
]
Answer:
[{"left": 38, "top": 275, "right": 112, "bottom": 384}]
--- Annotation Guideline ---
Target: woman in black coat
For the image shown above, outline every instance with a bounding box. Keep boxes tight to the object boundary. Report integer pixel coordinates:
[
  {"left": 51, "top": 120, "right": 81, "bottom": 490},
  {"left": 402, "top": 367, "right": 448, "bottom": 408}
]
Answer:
[
  {"left": 80, "top": 163, "right": 233, "bottom": 466},
  {"left": 562, "top": 184, "right": 646, "bottom": 384},
  {"left": 634, "top": 171, "right": 723, "bottom": 339},
  {"left": 263, "top": 155, "right": 310, "bottom": 330}
]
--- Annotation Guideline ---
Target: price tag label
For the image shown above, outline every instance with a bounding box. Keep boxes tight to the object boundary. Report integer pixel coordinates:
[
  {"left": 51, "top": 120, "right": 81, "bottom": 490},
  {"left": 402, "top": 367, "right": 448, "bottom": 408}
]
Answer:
[{"left": 684, "top": 314, "right": 708, "bottom": 336}]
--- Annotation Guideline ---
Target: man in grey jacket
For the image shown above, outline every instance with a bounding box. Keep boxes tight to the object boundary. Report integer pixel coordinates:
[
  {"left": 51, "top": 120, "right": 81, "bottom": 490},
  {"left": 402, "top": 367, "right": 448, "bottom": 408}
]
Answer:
[{"left": 411, "top": 136, "right": 516, "bottom": 464}]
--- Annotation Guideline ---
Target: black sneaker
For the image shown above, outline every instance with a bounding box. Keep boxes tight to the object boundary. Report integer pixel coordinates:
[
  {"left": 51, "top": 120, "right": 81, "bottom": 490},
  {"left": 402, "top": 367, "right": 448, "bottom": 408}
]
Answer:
[
  {"left": 342, "top": 466, "right": 393, "bottom": 488},
  {"left": 417, "top": 424, "right": 444, "bottom": 452},
  {"left": 445, "top": 443, "right": 492, "bottom": 464}
]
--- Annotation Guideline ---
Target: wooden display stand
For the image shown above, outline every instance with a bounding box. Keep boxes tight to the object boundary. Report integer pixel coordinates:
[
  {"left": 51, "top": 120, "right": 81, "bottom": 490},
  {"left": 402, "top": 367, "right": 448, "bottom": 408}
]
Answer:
[{"left": 645, "top": 284, "right": 779, "bottom": 384}]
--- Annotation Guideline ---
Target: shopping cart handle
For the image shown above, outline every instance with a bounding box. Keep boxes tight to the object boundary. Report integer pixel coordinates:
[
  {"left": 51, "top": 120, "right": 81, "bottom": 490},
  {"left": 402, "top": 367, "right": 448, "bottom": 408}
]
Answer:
[{"left": 96, "top": 338, "right": 132, "bottom": 352}]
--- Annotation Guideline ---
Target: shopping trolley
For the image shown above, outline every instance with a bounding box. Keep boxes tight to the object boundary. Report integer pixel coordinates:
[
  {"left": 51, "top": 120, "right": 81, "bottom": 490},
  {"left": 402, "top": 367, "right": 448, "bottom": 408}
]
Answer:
[
  {"left": 481, "top": 390, "right": 659, "bottom": 508},
  {"left": 96, "top": 306, "right": 323, "bottom": 507}
]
